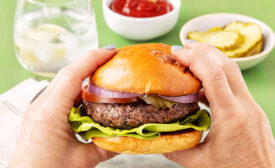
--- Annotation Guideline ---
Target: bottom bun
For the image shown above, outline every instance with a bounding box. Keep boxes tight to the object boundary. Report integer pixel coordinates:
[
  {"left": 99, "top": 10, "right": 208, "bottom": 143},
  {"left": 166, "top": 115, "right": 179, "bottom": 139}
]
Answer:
[{"left": 92, "top": 130, "right": 202, "bottom": 154}]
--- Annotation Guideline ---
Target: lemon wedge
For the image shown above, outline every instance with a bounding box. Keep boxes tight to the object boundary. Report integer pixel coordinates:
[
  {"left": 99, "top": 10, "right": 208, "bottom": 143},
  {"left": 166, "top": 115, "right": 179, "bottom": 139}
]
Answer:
[{"left": 25, "top": 24, "right": 66, "bottom": 42}]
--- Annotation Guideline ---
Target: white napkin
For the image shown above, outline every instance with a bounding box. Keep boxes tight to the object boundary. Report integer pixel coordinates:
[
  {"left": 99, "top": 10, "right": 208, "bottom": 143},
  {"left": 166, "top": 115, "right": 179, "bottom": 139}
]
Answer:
[
  {"left": 0, "top": 79, "right": 183, "bottom": 168},
  {"left": 0, "top": 79, "right": 49, "bottom": 168}
]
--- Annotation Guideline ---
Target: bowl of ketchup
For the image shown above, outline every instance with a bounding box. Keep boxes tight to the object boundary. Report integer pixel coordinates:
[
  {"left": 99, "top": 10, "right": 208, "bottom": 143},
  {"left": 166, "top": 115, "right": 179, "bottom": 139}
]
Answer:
[
  {"left": 103, "top": 0, "right": 181, "bottom": 41},
  {"left": 110, "top": 0, "right": 174, "bottom": 18}
]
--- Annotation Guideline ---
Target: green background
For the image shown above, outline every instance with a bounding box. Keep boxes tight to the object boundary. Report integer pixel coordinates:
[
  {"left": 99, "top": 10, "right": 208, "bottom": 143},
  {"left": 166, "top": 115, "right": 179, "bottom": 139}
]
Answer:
[{"left": 0, "top": 0, "right": 274, "bottom": 135}]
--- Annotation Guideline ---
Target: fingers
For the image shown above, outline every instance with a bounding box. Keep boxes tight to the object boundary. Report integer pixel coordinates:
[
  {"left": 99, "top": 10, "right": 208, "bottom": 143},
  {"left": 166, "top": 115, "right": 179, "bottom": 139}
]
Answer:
[
  {"left": 184, "top": 42, "right": 249, "bottom": 97},
  {"left": 192, "top": 42, "right": 249, "bottom": 97},
  {"left": 45, "top": 47, "right": 116, "bottom": 109},
  {"left": 172, "top": 43, "right": 234, "bottom": 108}
]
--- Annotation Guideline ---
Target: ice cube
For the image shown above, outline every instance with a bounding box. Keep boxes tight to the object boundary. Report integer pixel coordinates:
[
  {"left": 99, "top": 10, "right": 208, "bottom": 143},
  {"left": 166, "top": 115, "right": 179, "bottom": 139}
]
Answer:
[
  {"left": 58, "top": 31, "right": 78, "bottom": 60},
  {"left": 42, "top": 7, "right": 61, "bottom": 18},
  {"left": 33, "top": 42, "right": 53, "bottom": 63},
  {"left": 58, "top": 31, "right": 77, "bottom": 43},
  {"left": 63, "top": 40, "right": 78, "bottom": 60},
  {"left": 71, "top": 22, "right": 91, "bottom": 36}
]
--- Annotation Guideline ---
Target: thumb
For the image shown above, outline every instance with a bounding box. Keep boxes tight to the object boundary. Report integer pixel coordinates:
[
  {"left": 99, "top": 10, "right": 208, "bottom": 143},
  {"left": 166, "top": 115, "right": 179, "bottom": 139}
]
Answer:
[
  {"left": 45, "top": 47, "right": 116, "bottom": 110},
  {"left": 78, "top": 143, "right": 118, "bottom": 166}
]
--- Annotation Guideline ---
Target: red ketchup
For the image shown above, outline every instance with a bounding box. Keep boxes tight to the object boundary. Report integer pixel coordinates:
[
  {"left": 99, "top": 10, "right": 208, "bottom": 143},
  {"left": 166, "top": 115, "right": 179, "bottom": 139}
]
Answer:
[{"left": 110, "top": 0, "right": 173, "bottom": 18}]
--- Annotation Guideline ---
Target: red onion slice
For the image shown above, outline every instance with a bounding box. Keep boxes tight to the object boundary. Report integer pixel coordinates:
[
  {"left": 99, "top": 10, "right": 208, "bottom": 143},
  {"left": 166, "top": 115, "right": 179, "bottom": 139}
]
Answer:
[
  {"left": 88, "top": 84, "right": 141, "bottom": 98},
  {"left": 88, "top": 84, "right": 198, "bottom": 103},
  {"left": 159, "top": 93, "right": 198, "bottom": 104}
]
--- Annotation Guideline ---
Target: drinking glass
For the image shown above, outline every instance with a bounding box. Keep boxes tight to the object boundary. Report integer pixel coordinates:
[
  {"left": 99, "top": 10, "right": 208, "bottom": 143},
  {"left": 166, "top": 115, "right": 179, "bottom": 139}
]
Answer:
[{"left": 14, "top": 0, "right": 98, "bottom": 78}]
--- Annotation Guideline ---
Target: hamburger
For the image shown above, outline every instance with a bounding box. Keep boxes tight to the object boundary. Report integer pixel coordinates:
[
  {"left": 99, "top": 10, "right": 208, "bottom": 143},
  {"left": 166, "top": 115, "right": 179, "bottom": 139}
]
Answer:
[{"left": 69, "top": 43, "right": 211, "bottom": 154}]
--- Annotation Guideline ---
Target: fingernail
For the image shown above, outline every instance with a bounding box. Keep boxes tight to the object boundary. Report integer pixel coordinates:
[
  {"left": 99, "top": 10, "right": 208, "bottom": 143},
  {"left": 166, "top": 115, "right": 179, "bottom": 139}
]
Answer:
[
  {"left": 186, "top": 39, "right": 197, "bottom": 43},
  {"left": 103, "top": 45, "right": 116, "bottom": 50},
  {"left": 171, "top": 45, "right": 184, "bottom": 51}
]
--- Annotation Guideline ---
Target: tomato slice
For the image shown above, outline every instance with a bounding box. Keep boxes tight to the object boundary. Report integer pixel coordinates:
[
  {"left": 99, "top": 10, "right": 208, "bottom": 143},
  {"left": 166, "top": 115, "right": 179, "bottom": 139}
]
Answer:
[{"left": 82, "top": 86, "right": 140, "bottom": 104}]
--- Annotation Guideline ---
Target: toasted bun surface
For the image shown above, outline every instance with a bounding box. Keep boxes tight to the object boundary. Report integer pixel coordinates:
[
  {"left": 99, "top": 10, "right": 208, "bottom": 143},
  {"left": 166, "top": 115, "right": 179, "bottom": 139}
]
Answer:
[
  {"left": 91, "top": 43, "right": 201, "bottom": 96},
  {"left": 92, "top": 130, "right": 202, "bottom": 154}
]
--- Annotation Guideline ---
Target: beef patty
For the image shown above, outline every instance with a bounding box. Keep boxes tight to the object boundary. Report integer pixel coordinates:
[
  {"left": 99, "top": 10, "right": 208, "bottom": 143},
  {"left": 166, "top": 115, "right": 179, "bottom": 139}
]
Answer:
[{"left": 83, "top": 100, "right": 200, "bottom": 129}]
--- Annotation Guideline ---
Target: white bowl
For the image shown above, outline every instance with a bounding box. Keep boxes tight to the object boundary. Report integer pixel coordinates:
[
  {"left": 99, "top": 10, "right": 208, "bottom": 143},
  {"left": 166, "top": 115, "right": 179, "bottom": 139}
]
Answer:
[
  {"left": 102, "top": 0, "right": 181, "bottom": 41},
  {"left": 179, "top": 13, "right": 275, "bottom": 70}
]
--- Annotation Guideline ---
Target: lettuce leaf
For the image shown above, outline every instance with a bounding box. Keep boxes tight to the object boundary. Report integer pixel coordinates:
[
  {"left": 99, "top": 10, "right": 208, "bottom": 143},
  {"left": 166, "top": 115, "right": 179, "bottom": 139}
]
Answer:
[{"left": 69, "top": 107, "right": 211, "bottom": 141}]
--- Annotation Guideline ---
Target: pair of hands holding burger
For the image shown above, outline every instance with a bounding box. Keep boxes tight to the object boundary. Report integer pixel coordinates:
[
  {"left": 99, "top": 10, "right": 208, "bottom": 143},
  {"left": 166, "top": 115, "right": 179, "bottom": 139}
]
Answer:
[{"left": 9, "top": 42, "right": 275, "bottom": 168}]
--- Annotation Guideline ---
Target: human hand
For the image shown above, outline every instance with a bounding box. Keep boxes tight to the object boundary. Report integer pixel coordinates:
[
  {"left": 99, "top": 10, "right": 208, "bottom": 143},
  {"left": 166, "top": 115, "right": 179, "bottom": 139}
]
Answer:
[
  {"left": 164, "top": 42, "right": 275, "bottom": 168},
  {"left": 9, "top": 47, "right": 117, "bottom": 168}
]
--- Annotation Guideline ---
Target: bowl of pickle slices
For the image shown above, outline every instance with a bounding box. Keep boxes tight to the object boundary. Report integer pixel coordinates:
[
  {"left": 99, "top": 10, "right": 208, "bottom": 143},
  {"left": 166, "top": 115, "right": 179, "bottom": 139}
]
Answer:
[{"left": 180, "top": 13, "right": 275, "bottom": 70}]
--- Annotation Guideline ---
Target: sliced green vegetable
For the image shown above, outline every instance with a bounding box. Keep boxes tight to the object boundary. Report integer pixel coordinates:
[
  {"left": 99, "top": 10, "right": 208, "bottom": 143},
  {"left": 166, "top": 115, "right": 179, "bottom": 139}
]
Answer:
[
  {"left": 139, "top": 95, "right": 177, "bottom": 109},
  {"left": 69, "top": 107, "right": 212, "bottom": 141}
]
